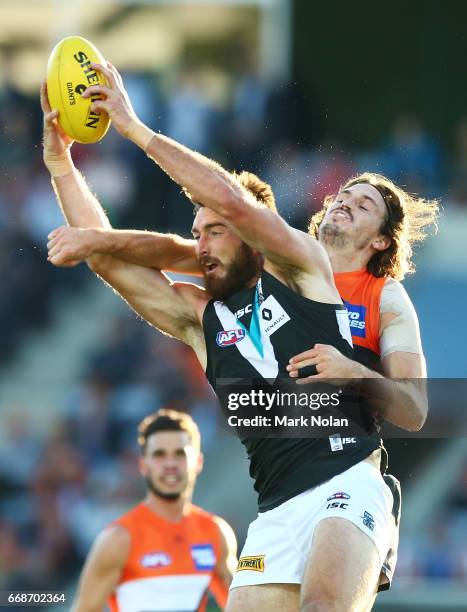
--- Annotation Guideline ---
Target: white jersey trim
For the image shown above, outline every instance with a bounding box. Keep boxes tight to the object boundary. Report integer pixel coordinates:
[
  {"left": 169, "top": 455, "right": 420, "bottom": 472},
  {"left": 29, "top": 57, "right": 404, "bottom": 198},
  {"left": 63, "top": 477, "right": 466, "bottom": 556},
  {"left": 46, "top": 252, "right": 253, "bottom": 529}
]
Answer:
[{"left": 115, "top": 574, "right": 211, "bottom": 612}]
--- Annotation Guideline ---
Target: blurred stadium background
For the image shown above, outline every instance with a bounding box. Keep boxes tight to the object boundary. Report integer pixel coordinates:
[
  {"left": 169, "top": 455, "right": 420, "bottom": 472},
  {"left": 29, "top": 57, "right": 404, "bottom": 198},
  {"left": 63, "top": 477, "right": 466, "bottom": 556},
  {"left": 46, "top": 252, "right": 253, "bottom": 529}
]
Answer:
[{"left": 0, "top": 1, "right": 467, "bottom": 610}]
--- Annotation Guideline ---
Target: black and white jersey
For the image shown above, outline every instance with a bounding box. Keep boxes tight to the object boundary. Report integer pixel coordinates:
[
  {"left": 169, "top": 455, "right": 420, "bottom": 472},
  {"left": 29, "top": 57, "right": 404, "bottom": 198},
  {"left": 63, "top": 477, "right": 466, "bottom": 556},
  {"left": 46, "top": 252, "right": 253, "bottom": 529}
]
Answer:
[{"left": 202, "top": 270, "right": 382, "bottom": 511}]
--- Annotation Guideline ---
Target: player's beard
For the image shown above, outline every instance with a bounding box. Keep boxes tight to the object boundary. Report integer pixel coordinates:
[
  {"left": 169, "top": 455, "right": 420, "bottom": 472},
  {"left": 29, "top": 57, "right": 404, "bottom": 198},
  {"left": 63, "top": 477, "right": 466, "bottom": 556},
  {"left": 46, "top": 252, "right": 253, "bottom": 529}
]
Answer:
[
  {"left": 204, "top": 243, "right": 260, "bottom": 300},
  {"left": 145, "top": 476, "right": 185, "bottom": 502},
  {"left": 320, "top": 220, "right": 368, "bottom": 251}
]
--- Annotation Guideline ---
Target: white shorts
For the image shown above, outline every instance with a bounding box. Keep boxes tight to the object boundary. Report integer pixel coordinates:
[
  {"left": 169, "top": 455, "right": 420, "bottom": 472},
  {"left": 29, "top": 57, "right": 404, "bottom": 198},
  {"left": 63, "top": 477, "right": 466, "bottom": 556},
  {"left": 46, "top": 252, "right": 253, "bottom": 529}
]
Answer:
[{"left": 231, "top": 460, "right": 396, "bottom": 590}]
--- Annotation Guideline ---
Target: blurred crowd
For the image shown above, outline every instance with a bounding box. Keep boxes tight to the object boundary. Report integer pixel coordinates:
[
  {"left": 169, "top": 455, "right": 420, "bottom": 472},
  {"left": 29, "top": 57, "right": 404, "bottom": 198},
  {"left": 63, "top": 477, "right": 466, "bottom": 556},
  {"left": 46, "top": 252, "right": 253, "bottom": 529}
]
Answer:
[{"left": 1, "top": 62, "right": 467, "bottom": 592}]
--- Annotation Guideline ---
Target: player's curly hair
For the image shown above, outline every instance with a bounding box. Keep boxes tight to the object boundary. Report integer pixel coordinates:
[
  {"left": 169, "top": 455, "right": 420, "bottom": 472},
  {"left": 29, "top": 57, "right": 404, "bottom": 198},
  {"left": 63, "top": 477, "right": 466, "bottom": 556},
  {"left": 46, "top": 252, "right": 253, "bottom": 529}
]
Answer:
[
  {"left": 187, "top": 170, "right": 277, "bottom": 214},
  {"left": 308, "top": 172, "right": 440, "bottom": 280},
  {"left": 138, "top": 408, "right": 201, "bottom": 454}
]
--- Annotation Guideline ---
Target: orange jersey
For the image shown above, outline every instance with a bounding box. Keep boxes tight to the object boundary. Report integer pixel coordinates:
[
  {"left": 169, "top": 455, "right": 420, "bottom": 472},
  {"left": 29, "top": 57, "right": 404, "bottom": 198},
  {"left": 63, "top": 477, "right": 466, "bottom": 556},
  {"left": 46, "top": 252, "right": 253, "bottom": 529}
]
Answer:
[
  {"left": 108, "top": 503, "right": 227, "bottom": 612},
  {"left": 333, "top": 269, "right": 385, "bottom": 368}
]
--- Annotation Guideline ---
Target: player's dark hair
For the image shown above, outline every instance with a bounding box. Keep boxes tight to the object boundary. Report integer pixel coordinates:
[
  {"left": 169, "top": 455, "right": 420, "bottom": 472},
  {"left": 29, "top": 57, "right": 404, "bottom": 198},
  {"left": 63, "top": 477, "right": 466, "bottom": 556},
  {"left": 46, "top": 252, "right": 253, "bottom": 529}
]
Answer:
[
  {"left": 187, "top": 170, "right": 277, "bottom": 215},
  {"left": 308, "top": 172, "right": 440, "bottom": 280},
  {"left": 137, "top": 409, "right": 201, "bottom": 454}
]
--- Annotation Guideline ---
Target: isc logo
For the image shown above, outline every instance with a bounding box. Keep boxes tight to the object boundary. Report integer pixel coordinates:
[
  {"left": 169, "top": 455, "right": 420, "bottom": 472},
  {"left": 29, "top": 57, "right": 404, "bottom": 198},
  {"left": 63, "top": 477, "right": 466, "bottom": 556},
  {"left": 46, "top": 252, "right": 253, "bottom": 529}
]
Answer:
[
  {"left": 216, "top": 329, "right": 246, "bottom": 347},
  {"left": 326, "top": 501, "right": 349, "bottom": 510},
  {"left": 235, "top": 304, "right": 253, "bottom": 319}
]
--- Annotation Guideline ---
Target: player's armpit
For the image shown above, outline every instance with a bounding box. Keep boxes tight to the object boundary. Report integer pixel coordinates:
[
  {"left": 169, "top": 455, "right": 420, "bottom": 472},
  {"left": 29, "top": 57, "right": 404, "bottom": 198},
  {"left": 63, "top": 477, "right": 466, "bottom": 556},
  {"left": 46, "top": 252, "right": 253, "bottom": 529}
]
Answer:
[
  {"left": 87, "top": 253, "right": 206, "bottom": 349},
  {"left": 70, "top": 525, "right": 130, "bottom": 612}
]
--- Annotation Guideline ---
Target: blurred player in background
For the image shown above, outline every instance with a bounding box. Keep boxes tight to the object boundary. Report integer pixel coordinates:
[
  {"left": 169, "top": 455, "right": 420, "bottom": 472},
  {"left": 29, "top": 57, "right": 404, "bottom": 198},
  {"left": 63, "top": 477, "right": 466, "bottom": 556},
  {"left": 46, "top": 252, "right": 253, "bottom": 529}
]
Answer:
[
  {"left": 42, "top": 59, "right": 437, "bottom": 611},
  {"left": 71, "top": 409, "right": 236, "bottom": 612}
]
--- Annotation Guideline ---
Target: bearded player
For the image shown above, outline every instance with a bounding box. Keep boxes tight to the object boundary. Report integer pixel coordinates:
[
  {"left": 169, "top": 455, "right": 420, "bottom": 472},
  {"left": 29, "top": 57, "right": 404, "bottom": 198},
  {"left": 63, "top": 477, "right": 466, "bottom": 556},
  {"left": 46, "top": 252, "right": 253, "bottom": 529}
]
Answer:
[
  {"left": 71, "top": 409, "right": 236, "bottom": 612},
  {"left": 42, "top": 59, "right": 434, "bottom": 611}
]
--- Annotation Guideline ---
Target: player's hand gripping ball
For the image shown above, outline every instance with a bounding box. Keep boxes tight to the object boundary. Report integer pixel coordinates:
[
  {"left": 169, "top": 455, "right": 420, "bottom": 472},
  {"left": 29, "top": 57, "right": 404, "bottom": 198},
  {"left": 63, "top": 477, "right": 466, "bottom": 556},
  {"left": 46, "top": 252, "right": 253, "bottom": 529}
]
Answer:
[{"left": 46, "top": 36, "right": 111, "bottom": 144}]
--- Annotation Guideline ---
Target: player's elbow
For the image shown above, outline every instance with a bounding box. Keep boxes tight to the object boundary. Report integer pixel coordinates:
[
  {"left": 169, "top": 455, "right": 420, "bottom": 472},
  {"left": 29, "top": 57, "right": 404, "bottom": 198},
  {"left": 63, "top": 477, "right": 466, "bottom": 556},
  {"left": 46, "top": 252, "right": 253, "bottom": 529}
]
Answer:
[{"left": 405, "top": 405, "right": 428, "bottom": 431}]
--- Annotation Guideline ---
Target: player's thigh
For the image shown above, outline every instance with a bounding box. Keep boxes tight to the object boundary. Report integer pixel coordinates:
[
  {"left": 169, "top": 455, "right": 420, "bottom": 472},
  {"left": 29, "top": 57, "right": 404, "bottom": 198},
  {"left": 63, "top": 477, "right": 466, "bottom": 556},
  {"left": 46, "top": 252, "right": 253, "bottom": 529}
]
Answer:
[
  {"left": 226, "top": 583, "right": 299, "bottom": 612},
  {"left": 300, "top": 517, "right": 380, "bottom": 612}
]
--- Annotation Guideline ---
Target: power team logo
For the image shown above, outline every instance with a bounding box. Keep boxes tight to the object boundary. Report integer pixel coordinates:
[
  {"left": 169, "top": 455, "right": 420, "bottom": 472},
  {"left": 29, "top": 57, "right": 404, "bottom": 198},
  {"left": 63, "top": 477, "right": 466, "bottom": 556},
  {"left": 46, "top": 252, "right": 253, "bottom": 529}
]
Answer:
[
  {"left": 236, "top": 555, "right": 265, "bottom": 572},
  {"left": 140, "top": 551, "right": 172, "bottom": 568},
  {"left": 216, "top": 329, "right": 246, "bottom": 347},
  {"left": 343, "top": 301, "right": 366, "bottom": 338}
]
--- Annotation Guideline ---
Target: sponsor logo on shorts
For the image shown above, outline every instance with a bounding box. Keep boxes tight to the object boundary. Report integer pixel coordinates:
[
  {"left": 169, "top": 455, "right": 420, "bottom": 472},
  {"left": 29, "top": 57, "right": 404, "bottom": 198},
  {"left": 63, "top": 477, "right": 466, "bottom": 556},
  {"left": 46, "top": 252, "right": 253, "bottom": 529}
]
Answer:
[
  {"left": 216, "top": 329, "right": 246, "bottom": 347},
  {"left": 343, "top": 301, "right": 366, "bottom": 338},
  {"left": 140, "top": 551, "right": 172, "bottom": 568},
  {"left": 191, "top": 544, "right": 216, "bottom": 570},
  {"left": 362, "top": 511, "right": 375, "bottom": 531},
  {"left": 326, "top": 501, "right": 349, "bottom": 510},
  {"left": 327, "top": 491, "right": 350, "bottom": 501},
  {"left": 236, "top": 555, "right": 265, "bottom": 572}
]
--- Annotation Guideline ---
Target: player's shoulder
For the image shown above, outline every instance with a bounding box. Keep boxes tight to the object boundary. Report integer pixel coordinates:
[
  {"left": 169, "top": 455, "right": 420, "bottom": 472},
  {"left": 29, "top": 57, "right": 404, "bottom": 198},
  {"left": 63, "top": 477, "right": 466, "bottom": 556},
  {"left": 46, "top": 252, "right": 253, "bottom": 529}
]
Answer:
[
  {"left": 187, "top": 505, "right": 226, "bottom": 533},
  {"left": 91, "top": 522, "right": 131, "bottom": 566},
  {"left": 381, "top": 277, "right": 415, "bottom": 309},
  {"left": 187, "top": 503, "right": 215, "bottom": 523}
]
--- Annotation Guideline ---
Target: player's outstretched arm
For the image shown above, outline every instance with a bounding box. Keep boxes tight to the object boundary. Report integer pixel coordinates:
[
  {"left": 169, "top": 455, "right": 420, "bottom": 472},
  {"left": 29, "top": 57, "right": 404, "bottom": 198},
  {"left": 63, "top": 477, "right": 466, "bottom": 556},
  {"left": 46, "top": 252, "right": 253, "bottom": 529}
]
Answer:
[
  {"left": 42, "top": 82, "right": 206, "bottom": 351},
  {"left": 71, "top": 525, "right": 130, "bottom": 612},
  {"left": 85, "top": 63, "right": 331, "bottom": 278},
  {"left": 47, "top": 225, "right": 207, "bottom": 351},
  {"left": 47, "top": 226, "right": 201, "bottom": 275},
  {"left": 40, "top": 81, "right": 110, "bottom": 231}
]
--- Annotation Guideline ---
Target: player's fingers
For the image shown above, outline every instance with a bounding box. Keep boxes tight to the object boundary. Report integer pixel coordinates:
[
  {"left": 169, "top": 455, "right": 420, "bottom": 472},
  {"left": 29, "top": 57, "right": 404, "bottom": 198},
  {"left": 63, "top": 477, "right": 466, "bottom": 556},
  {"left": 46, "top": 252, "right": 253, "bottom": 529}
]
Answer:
[
  {"left": 288, "top": 349, "right": 317, "bottom": 364},
  {"left": 60, "top": 259, "right": 81, "bottom": 267},
  {"left": 44, "top": 110, "right": 59, "bottom": 125},
  {"left": 40, "top": 81, "right": 52, "bottom": 113},
  {"left": 91, "top": 100, "right": 111, "bottom": 114},
  {"left": 47, "top": 244, "right": 62, "bottom": 259},
  {"left": 106, "top": 61, "right": 123, "bottom": 86},
  {"left": 90, "top": 62, "right": 117, "bottom": 88},
  {"left": 47, "top": 226, "right": 66, "bottom": 240},
  {"left": 82, "top": 84, "right": 113, "bottom": 100},
  {"left": 287, "top": 357, "right": 319, "bottom": 372}
]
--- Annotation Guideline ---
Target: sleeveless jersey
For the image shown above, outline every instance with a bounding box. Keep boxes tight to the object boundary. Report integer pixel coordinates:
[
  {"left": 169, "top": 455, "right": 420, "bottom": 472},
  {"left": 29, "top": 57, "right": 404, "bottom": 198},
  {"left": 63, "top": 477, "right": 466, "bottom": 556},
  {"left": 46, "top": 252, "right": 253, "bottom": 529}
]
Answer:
[
  {"left": 333, "top": 268, "right": 386, "bottom": 372},
  {"left": 334, "top": 268, "right": 388, "bottom": 470},
  {"left": 108, "top": 503, "right": 226, "bottom": 612},
  {"left": 203, "top": 269, "right": 382, "bottom": 511}
]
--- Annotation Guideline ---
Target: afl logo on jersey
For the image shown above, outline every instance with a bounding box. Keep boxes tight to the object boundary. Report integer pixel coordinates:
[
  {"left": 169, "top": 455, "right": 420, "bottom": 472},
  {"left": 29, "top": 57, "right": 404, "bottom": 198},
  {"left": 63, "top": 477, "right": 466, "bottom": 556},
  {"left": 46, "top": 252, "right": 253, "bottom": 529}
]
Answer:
[
  {"left": 140, "top": 551, "right": 172, "bottom": 568},
  {"left": 216, "top": 329, "right": 246, "bottom": 347}
]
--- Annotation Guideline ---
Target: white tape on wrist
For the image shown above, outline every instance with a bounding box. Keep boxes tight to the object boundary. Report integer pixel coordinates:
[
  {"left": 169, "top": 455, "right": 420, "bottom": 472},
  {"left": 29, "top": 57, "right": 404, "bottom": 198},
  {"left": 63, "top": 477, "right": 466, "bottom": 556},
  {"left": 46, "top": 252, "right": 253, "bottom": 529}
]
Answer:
[
  {"left": 44, "top": 152, "right": 74, "bottom": 178},
  {"left": 124, "top": 119, "right": 156, "bottom": 152}
]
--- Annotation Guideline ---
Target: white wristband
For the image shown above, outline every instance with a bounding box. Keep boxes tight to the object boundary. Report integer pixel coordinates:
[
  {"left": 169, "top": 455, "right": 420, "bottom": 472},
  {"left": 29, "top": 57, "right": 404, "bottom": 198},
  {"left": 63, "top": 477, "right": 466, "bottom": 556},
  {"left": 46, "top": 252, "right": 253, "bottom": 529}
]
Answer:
[
  {"left": 124, "top": 119, "right": 156, "bottom": 152},
  {"left": 44, "top": 151, "right": 74, "bottom": 178}
]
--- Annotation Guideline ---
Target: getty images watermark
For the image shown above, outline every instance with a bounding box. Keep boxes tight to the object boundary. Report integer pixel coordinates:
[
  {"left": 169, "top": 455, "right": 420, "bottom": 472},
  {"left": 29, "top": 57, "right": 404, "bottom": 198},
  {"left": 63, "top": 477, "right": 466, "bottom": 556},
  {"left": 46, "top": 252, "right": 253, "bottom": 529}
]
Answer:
[{"left": 226, "top": 388, "right": 349, "bottom": 429}]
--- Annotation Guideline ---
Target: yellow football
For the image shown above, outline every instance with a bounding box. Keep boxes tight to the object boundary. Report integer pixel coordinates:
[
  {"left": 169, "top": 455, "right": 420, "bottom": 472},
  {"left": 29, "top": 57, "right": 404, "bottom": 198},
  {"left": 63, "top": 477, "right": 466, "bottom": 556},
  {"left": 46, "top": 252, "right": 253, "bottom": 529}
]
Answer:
[{"left": 46, "top": 36, "right": 111, "bottom": 144}]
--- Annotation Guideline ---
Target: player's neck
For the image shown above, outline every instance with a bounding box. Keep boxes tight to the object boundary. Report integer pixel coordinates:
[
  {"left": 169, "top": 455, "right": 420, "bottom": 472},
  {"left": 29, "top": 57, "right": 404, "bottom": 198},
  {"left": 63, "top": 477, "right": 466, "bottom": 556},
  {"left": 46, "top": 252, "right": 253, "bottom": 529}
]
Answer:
[
  {"left": 325, "top": 245, "right": 370, "bottom": 274},
  {"left": 144, "top": 493, "right": 191, "bottom": 523}
]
